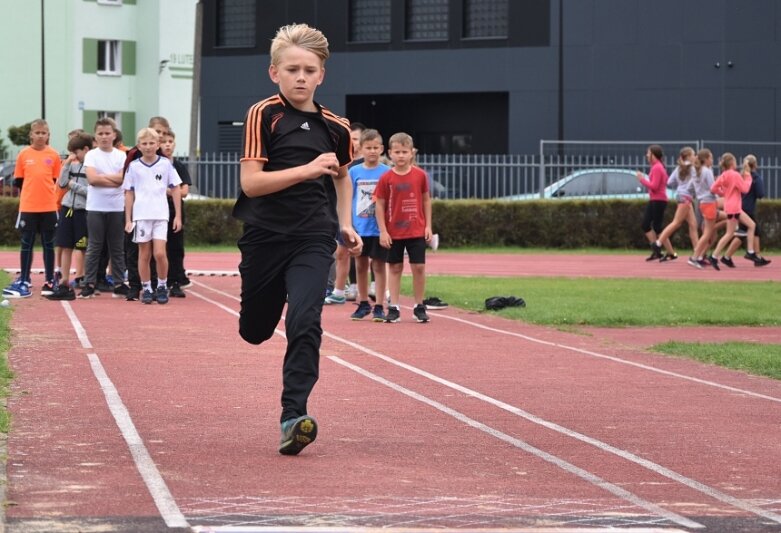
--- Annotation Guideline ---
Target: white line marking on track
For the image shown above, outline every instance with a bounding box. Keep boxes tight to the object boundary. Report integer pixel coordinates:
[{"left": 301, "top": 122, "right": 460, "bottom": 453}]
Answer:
[
  {"left": 406, "top": 306, "right": 781, "bottom": 403},
  {"left": 193, "top": 527, "right": 689, "bottom": 532},
  {"left": 61, "top": 303, "right": 189, "bottom": 528},
  {"left": 192, "top": 279, "right": 781, "bottom": 524},
  {"left": 328, "top": 356, "right": 703, "bottom": 529},
  {"left": 60, "top": 301, "right": 92, "bottom": 349}
]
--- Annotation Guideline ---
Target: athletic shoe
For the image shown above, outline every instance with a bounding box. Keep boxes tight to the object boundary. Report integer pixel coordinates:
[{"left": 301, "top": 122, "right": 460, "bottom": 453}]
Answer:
[
  {"left": 350, "top": 301, "right": 372, "bottom": 320},
  {"left": 659, "top": 253, "right": 678, "bottom": 262},
  {"left": 720, "top": 256, "right": 736, "bottom": 268},
  {"left": 70, "top": 276, "right": 85, "bottom": 289},
  {"left": 754, "top": 257, "right": 771, "bottom": 267},
  {"left": 126, "top": 287, "right": 141, "bottom": 302},
  {"left": 687, "top": 257, "right": 703, "bottom": 269},
  {"left": 279, "top": 415, "right": 318, "bottom": 456},
  {"left": 413, "top": 304, "right": 430, "bottom": 323},
  {"left": 385, "top": 306, "right": 401, "bottom": 323},
  {"left": 141, "top": 289, "right": 154, "bottom": 304},
  {"left": 371, "top": 304, "right": 385, "bottom": 322},
  {"left": 428, "top": 233, "right": 440, "bottom": 252},
  {"left": 697, "top": 258, "right": 710, "bottom": 268},
  {"left": 45, "top": 285, "right": 75, "bottom": 301},
  {"left": 324, "top": 293, "right": 346, "bottom": 305},
  {"left": 112, "top": 283, "right": 130, "bottom": 298},
  {"left": 179, "top": 277, "right": 192, "bottom": 289},
  {"left": 41, "top": 281, "right": 56, "bottom": 296},
  {"left": 345, "top": 285, "right": 358, "bottom": 301},
  {"left": 646, "top": 243, "right": 662, "bottom": 261},
  {"left": 423, "top": 297, "right": 449, "bottom": 310},
  {"left": 708, "top": 256, "right": 720, "bottom": 271},
  {"left": 169, "top": 283, "right": 186, "bottom": 298},
  {"left": 744, "top": 252, "right": 760, "bottom": 263},
  {"left": 3, "top": 279, "right": 31, "bottom": 299},
  {"left": 156, "top": 286, "right": 169, "bottom": 305},
  {"left": 95, "top": 278, "right": 112, "bottom": 293},
  {"left": 78, "top": 284, "right": 97, "bottom": 298}
]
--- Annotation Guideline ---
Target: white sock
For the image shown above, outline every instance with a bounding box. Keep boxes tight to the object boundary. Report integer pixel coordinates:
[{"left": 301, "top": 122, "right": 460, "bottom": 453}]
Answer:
[
  {"left": 158, "top": 278, "right": 167, "bottom": 289},
  {"left": 332, "top": 289, "right": 345, "bottom": 297}
]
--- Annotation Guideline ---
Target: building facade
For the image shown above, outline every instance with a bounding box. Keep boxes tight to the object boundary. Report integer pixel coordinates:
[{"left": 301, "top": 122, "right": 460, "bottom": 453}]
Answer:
[
  {"left": 0, "top": 0, "right": 196, "bottom": 155},
  {"left": 199, "top": 0, "right": 781, "bottom": 156}
]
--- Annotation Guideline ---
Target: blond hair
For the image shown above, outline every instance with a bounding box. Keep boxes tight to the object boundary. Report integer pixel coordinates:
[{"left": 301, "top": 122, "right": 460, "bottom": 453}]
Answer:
[
  {"left": 360, "top": 128, "right": 382, "bottom": 145},
  {"left": 719, "top": 152, "right": 736, "bottom": 170},
  {"left": 270, "top": 23, "right": 329, "bottom": 66},
  {"left": 694, "top": 148, "right": 712, "bottom": 178},
  {"left": 136, "top": 127, "right": 160, "bottom": 143},
  {"left": 677, "top": 146, "right": 695, "bottom": 181},
  {"left": 388, "top": 132, "right": 414, "bottom": 149},
  {"left": 743, "top": 154, "right": 757, "bottom": 173}
]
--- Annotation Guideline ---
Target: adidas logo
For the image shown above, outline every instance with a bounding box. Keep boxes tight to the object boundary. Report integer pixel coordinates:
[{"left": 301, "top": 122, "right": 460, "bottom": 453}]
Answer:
[{"left": 300, "top": 122, "right": 310, "bottom": 131}]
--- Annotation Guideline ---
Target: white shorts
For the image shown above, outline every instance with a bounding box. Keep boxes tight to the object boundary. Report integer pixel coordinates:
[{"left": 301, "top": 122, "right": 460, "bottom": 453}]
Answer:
[{"left": 133, "top": 219, "right": 168, "bottom": 243}]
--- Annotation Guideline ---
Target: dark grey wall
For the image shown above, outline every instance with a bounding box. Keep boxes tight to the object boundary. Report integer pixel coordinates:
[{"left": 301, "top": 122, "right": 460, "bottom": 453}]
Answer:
[{"left": 199, "top": 0, "right": 781, "bottom": 154}]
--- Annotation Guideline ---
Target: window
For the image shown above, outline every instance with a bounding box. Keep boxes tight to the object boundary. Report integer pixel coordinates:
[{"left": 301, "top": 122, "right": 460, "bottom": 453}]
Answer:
[
  {"left": 216, "top": 0, "right": 256, "bottom": 48},
  {"left": 405, "top": 0, "right": 449, "bottom": 41},
  {"left": 97, "top": 40, "right": 121, "bottom": 75},
  {"left": 97, "top": 0, "right": 122, "bottom": 5},
  {"left": 98, "top": 111, "right": 121, "bottom": 131},
  {"left": 463, "top": 0, "right": 508, "bottom": 38},
  {"left": 349, "top": 0, "right": 391, "bottom": 42}
]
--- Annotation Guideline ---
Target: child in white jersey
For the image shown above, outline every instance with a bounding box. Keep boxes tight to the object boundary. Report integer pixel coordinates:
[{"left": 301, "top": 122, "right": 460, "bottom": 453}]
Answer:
[{"left": 123, "top": 128, "right": 182, "bottom": 304}]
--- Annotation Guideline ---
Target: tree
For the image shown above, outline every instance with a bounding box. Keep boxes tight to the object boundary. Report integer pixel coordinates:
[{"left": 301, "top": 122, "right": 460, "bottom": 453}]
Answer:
[{"left": 8, "top": 123, "right": 32, "bottom": 146}]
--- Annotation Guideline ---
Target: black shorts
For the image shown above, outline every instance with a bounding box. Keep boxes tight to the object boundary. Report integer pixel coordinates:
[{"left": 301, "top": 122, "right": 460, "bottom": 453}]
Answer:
[
  {"left": 17, "top": 211, "right": 58, "bottom": 233},
  {"left": 738, "top": 212, "right": 762, "bottom": 238},
  {"left": 641, "top": 200, "right": 667, "bottom": 234},
  {"left": 360, "top": 236, "right": 388, "bottom": 261},
  {"left": 55, "top": 206, "right": 88, "bottom": 249},
  {"left": 386, "top": 237, "right": 426, "bottom": 264}
]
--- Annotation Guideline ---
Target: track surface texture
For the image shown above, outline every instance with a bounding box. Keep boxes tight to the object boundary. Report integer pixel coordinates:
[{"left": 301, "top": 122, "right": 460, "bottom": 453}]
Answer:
[{"left": 1, "top": 250, "right": 779, "bottom": 533}]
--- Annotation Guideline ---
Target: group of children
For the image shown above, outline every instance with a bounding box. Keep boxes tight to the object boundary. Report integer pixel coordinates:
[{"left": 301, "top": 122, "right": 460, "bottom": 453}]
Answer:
[
  {"left": 3, "top": 116, "right": 192, "bottom": 304},
  {"left": 638, "top": 144, "right": 771, "bottom": 270}
]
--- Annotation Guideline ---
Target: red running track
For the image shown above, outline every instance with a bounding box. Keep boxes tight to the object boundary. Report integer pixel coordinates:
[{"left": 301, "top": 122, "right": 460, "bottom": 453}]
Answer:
[{"left": 2, "top": 252, "right": 780, "bottom": 532}]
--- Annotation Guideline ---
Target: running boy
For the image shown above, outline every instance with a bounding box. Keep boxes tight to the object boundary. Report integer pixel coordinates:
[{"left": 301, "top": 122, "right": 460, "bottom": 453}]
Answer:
[
  {"left": 47, "top": 132, "right": 93, "bottom": 300},
  {"left": 2, "top": 119, "right": 61, "bottom": 298},
  {"left": 234, "top": 23, "right": 361, "bottom": 455},
  {"left": 347, "top": 128, "right": 391, "bottom": 321},
  {"left": 375, "top": 132, "right": 433, "bottom": 324},
  {"left": 123, "top": 128, "right": 182, "bottom": 305}
]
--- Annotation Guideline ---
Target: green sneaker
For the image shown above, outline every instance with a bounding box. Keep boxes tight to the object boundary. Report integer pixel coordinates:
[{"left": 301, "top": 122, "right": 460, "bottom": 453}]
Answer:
[{"left": 279, "top": 415, "right": 318, "bottom": 455}]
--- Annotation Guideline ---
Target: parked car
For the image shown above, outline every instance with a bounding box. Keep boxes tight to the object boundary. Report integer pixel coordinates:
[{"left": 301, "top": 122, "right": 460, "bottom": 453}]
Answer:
[
  {"left": 502, "top": 168, "right": 673, "bottom": 201},
  {"left": 0, "top": 161, "right": 18, "bottom": 196}
]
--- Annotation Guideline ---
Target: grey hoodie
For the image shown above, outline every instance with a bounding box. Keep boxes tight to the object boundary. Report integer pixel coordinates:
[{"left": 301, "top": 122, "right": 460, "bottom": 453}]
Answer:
[{"left": 58, "top": 161, "right": 88, "bottom": 210}]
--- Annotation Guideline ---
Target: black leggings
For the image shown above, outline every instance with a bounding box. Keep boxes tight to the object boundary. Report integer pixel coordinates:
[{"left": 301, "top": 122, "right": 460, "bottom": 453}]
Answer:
[
  {"left": 238, "top": 229, "right": 335, "bottom": 423},
  {"left": 642, "top": 200, "right": 667, "bottom": 234}
]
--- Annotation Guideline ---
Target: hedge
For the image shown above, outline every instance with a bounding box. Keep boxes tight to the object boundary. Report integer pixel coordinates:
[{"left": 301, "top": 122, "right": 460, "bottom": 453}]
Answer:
[{"left": 1, "top": 197, "right": 779, "bottom": 249}]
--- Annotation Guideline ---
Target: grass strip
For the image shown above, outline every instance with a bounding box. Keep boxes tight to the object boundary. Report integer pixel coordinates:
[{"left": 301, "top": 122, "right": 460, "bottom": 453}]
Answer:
[
  {"left": 0, "top": 271, "right": 13, "bottom": 432},
  {"left": 651, "top": 341, "right": 781, "bottom": 380}
]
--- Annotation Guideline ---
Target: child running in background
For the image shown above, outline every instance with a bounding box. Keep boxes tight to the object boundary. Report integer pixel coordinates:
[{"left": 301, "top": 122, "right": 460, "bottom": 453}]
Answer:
[
  {"left": 636, "top": 144, "right": 670, "bottom": 261},
  {"left": 708, "top": 153, "right": 755, "bottom": 268},
  {"left": 46, "top": 132, "right": 93, "bottom": 300},
  {"left": 123, "top": 128, "right": 182, "bottom": 304},
  {"left": 650, "top": 146, "right": 698, "bottom": 262},
  {"left": 689, "top": 148, "right": 724, "bottom": 269},
  {"left": 722, "top": 155, "right": 771, "bottom": 267},
  {"left": 347, "top": 128, "right": 391, "bottom": 321},
  {"left": 375, "top": 132, "right": 433, "bottom": 323}
]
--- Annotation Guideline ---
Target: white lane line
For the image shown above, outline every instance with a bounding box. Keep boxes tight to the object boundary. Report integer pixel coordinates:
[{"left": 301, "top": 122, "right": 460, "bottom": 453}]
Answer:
[
  {"left": 61, "top": 304, "right": 189, "bottom": 528},
  {"left": 192, "top": 280, "right": 781, "bottom": 524},
  {"left": 61, "top": 301, "right": 92, "bottom": 349},
  {"left": 328, "top": 356, "right": 703, "bottom": 529},
  {"left": 193, "top": 526, "right": 688, "bottom": 532},
  {"left": 409, "top": 307, "right": 781, "bottom": 403}
]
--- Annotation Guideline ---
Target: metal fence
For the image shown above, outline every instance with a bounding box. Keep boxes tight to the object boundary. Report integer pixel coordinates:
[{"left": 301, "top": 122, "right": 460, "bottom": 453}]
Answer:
[{"left": 3, "top": 140, "right": 780, "bottom": 200}]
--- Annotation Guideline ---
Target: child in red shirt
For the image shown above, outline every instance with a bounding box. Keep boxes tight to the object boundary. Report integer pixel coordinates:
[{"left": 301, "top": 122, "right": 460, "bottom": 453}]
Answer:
[{"left": 375, "top": 132, "right": 433, "bottom": 323}]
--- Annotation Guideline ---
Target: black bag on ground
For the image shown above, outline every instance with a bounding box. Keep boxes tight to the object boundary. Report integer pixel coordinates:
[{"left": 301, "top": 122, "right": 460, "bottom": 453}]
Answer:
[{"left": 484, "top": 296, "right": 526, "bottom": 311}]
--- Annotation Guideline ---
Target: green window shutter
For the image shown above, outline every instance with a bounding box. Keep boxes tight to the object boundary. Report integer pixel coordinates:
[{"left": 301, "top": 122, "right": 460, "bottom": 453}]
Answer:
[
  {"left": 82, "top": 110, "right": 99, "bottom": 132},
  {"left": 122, "top": 40, "right": 136, "bottom": 75},
  {"left": 120, "top": 112, "right": 136, "bottom": 143},
  {"left": 83, "top": 38, "right": 98, "bottom": 74}
]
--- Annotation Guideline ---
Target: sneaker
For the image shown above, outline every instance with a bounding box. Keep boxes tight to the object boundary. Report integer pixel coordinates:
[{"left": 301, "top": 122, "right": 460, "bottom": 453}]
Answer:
[
  {"left": 720, "top": 256, "right": 736, "bottom": 268},
  {"left": 423, "top": 297, "right": 449, "bottom": 310},
  {"left": 141, "top": 288, "right": 154, "bottom": 304},
  {"left": 385, "top": 306, "right": 401, "bottom": 323},
  {"left": 279, "top": 415, "right": 318, "bottom": 456},
  {"left": 324, "top": 293, "right": 346, "bottom": 305},
  {"left": 687, "top": 257, "right": 703, "bottom": 269},
  {"left": 754, "top": 257, "right": 771, "bottom": 267},
  {"left": 428, "top": 233, "right": 440, "bottom": 252},
  {"left": 744, "top": 252, "right": 759, "bottom": 263},
  {"left": 45, "top": 285, "right": 75, "bottom": 301},
  {"left": 371, "top": 304, "right": 386, "bottom": 322},
  {"left": 169, "top": 283, "right": 186, "bottom": 298},
  {"left": 413, "top": 304, "right": 430, "bottom": 323},
  {"left": 95, "top": 278, "right": 112, "bottom": 293},
  {"left": 112, "top": 283, "right": 130, "bottom": 298},
  {"left": 697, "top": 258, "right": 710, "bottom": 268},
  {"left": 646, "top": 243, "right": 662, "bottom": 261},
  {"left": 350, "top": 301, "right": 372, "bottom": 320},
  {"left": 126, "top": 287, "right": 140, "bottom": 302},
  {"left": 3, "top": 279, "right": 31, "bottom": 299},
  {"left": 156, "top": 286, "right": 169, "bottom": 304},
  {"left": 708, "top": 256, "right": 720, "bottom": 271},
  {"left": 70, "top": 276, "right": 84, "bottom": 288},
  {"left": 659, "top": 253, "right": 678, "bottom": 262},
  {"left": 179, "top": 277, "right": 192, "bottom": 289},
  {"left": 78, "top": 284, "right": 97, "bottom": 298},
  {"left": 41, "top": 281, "right": 56, "bottom": 296},
  {"left": 345, "top": 285, "right": 358, "bottom": 301}
]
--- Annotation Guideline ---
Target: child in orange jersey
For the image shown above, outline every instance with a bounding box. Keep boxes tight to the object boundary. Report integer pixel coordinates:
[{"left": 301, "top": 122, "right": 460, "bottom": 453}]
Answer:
[
  {"left": 3, "top": 119, "right": 62, "bottom": 298},
  {"left": 708, "top": 153, "right": 755, "bottom": 267}
]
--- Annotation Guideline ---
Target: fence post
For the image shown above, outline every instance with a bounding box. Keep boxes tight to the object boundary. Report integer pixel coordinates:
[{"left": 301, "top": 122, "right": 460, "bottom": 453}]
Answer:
[{"left": 538, "top": 140, "right": 545, "bottom": 198}]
